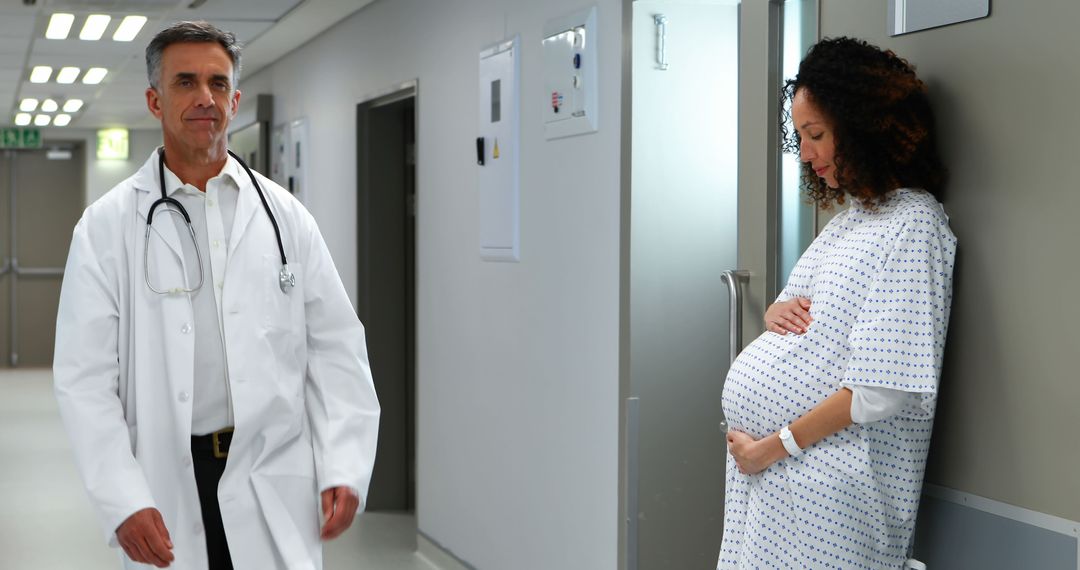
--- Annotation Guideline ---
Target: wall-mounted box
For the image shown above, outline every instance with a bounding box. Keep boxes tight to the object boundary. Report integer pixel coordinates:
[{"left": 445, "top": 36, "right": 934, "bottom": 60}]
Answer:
[
  {"left": 543, "top": 5, "right": 598, "bottom": 139},
  {"left": 477, "top": 36, "right": 520, "bottom": 262}
]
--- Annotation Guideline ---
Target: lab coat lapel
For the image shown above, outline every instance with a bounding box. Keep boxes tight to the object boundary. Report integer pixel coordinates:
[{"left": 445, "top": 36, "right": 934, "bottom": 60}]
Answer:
[
  {"left": 228, "top": 158, "right": 260, "bottom": 259},
  {"left": 133, "top": 153, "right": 184, "bottom": 264}
]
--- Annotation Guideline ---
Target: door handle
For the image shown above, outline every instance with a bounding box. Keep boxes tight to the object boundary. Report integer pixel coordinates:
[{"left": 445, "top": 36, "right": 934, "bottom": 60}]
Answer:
[{"left": 719, "top": 269, "right": 749, "bottom": 433}]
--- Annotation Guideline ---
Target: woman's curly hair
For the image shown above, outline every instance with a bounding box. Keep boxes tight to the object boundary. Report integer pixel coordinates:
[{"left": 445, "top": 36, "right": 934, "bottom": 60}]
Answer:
[{"left": 780, "top": 37, "right": 946, "bottom": 208}]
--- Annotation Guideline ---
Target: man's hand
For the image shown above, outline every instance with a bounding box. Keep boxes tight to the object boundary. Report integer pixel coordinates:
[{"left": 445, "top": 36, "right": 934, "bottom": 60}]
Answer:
[
  {"left": 765, "top": 297, "right": 812, "bottom": 335},
  {"left": 320, "top": 486, "right": 360, "bottom": 541},
  {"left": 116, "top": 508, "right": 174, "bottom": 568},
  {"left": 726, "top": 430, "right": 786, "bottom": 475}
]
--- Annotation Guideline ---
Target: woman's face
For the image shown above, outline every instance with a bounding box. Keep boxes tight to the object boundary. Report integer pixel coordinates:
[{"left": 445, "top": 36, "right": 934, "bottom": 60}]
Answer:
[{"left": 791, "top": 88, "right": 839, "bottom": 189}]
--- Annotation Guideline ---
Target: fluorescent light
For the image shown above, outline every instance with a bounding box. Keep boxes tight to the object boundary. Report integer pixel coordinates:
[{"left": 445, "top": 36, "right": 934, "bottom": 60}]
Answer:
[
  {"left": 63, "top": 99, "right": 84, "bottom": 113},
  {"left": 112, "top": 15, "right": 147, "bottom": 42},
  {"left": 30, "top": 65, "right": 53, "bottom": 83},
  {"left": 20, "top": 98, "right": 39, "bottom": 112},
  {"left": 34, "top": 114, "right": 52, "bottom": 126},
  {"left": 57, "top": 66, "right": 80, "bottom": 84},
  {"left": 46, "top": 13, "right": 75, "bottom": 39},
  {"left": 82, "top": 67, "right": 108, "bottom": 84},
  {"left": 15, "top": 113, "right": 32, "bottom": 126},
  {"left": 80, "top": 14, "right": 111, "bottom": 41},
  {"left": 41, "top": 99, "right": 59, "bottom": 112},
  {"left": 54, "top": 114, "right": 72, "bottom": 127}
]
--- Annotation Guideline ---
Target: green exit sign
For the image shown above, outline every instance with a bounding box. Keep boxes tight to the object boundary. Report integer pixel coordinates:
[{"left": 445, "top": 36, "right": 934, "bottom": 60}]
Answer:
[{"left": 0, "top": 128, "right": 42, "bottom": 149}]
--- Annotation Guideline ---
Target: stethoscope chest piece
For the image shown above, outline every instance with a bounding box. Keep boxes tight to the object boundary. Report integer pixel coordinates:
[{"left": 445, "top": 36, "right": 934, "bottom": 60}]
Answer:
[{"left": 279, "top": 265, "right": 296, "bottom": 294}]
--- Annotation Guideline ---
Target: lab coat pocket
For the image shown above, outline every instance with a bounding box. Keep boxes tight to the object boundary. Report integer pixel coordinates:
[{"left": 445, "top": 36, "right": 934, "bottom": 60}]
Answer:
[{"left": 261, "top": 254, "right": 304, "bottom": 333}]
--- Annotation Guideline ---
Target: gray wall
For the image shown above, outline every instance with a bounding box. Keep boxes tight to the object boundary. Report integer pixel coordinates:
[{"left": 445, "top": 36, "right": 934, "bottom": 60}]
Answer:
[{"left": 821, "top": 0, "right": 1080, "bottom": 522}]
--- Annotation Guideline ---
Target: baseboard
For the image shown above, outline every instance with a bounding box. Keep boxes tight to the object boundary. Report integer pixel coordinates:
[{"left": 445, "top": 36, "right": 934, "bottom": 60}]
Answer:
[
  {"left": 914, "top": 484, "right": 1080, "bottom": 569},
  {"left": 416, "top": 531, "right": 476, "bottom": 570}
]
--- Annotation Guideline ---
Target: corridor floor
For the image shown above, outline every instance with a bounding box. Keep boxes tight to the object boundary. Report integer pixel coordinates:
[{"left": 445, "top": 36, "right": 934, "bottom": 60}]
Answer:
[{"left": 0, "top": 369, "right": 437, "bottom": 570}]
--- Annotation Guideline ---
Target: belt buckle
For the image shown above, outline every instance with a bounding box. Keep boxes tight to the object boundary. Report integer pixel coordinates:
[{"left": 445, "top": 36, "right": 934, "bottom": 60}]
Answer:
[{"left": 212, "top": 427, "right": 234, "bottom": 459}]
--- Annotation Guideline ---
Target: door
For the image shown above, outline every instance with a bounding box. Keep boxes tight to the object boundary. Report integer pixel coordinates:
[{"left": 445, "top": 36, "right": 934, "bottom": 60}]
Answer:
[
  {"left": 0, "top": 145, "right": 84, "bottom": 367},
  {"left": 357, "top": 85, "right": 417, "bottom": 511},
  {"left": 623, "top": 1, "right": 818, "bottom": 568},
  {"left": 627, "top": 2, "right": 740, "bottom": 568}
]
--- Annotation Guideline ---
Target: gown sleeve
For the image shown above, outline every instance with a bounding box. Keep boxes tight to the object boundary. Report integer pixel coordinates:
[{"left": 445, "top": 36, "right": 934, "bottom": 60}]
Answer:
[{"left": 839, "top": 209, "right": 957, "bottom": 420}]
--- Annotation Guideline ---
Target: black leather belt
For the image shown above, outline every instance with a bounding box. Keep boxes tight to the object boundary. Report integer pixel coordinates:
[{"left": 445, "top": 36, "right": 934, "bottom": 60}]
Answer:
[{"left": 191, "top": 427, "right": 234, "bottom": 459}]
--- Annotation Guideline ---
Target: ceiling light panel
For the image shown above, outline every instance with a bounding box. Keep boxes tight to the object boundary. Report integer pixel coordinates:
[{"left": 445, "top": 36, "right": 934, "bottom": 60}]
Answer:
[
  {"left": 34, "top": 114, "right": 52, "bottom": 126},
  {"left": 54, "top": 114, "right": 73, "bottom": 127},
  {"left": 80, "top": 15, "right": 112, "bottom": 41},
  {"left": 46, "top": 13, "right": 76, "bottom": 40},
  {"left": 83, "top": 67, "right": 108, "bottom": 85},
  {"left": 15, "top": 114, "right": 32, "bottom": 126},
  {"left": 113, "top": 16, "right": 147, "bottom": 42},
  {"left": 30, "top": 66, "right": 53, "bottom": 83},
  {"left": 63, "top": 99, "right": 84, "bottom": 113},
  {"left": 20, "top": 98, "right": 39, "bottom": 112},
  {"left": 57, "top": 67, "right": 81, "bottom": 84},
  {"left": 42, "top": 99, "right": 59, "bottom": 113}
]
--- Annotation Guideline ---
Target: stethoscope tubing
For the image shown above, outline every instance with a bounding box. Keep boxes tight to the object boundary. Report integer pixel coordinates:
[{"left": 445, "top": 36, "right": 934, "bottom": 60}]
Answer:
[{"left": 145, "top": 149, "right": 292, "bottom": 295}]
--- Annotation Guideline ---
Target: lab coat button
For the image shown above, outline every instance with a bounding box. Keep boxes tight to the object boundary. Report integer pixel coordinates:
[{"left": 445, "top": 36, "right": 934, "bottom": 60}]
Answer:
[
  {"left": 182, "top": 456, "right": 192, "bottom": 467},
  {"left": 181, "top": 323, "right": 192, "bottom": 334},
  {"left": 194, "top": 524, "right": 203, "bottom": 535},
  {"left": 178, "top": 391, "right": 190, "bottom": 403}
]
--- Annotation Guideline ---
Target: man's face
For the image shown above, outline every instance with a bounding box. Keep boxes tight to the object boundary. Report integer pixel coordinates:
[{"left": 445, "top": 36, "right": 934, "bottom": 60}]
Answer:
[{"left": 146, "top": 42, "right": 240, "bottom": 154}]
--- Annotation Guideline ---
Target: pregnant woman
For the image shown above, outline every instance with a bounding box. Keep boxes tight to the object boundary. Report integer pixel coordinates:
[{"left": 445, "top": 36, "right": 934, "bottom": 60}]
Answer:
[{"left": 718, "top": 37, "right": 957, "bottom": 569}]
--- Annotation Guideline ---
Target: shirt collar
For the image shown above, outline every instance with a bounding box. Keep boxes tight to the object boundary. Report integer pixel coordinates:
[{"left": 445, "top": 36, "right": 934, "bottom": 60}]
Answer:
[{"left": 159, "top": 151, "right": 244, "bottom": 197}]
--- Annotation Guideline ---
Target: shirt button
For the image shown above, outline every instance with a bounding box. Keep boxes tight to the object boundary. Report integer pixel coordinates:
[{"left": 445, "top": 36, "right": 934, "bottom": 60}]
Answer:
[
  {"left": 207, "top": 199, "right": 216, "bottom": 207},
  {"left": 216, "top": 281, "right": 223, "bottom": 289},
  {"left": 235, "top": 377, "right": 245, "bottom": 384},
  {"left": 212, "top": 240, "right": 221, "bottom": 248},
  {"left": 178, "top": 391, "right": 190, "bottom": 403},
  {"left": 180, "top": 323, "right": 192, "bottom": 334}
]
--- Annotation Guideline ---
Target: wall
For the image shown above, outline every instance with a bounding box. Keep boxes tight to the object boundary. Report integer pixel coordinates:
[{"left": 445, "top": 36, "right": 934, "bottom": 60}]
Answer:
[
  {"left": 241, "top": 0, "right": 623, "bottom": 568},
  {"left": 821, "top": 0, "right": 1080, "bottom": 522}
]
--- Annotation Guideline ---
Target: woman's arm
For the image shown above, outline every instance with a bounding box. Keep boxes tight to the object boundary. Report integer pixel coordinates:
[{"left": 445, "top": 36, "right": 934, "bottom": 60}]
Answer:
[{"left": 726, "top": 388, "right": 853, "bottom": 475}]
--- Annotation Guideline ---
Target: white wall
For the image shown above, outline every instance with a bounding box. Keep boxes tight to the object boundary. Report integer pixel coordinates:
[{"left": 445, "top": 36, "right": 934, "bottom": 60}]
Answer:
[{"left": 241, "top": 0, "right": 622, "bottom": 568}]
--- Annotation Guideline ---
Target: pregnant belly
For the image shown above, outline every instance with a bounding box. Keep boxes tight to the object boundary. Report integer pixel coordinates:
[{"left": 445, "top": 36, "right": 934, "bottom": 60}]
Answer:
[{"left": 721, "top": 331, "right": 840, "bottom": 438}]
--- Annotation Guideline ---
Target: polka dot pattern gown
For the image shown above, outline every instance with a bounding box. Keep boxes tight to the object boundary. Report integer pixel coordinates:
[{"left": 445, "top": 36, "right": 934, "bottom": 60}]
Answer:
[{"left": 718, "top": 189, "right": 957, "bottom": 569}]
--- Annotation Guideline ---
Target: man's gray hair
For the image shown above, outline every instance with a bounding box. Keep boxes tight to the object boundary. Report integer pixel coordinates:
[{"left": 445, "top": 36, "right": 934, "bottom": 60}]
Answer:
[{"left": 146, "top": 21, "right": 242, "bottom": 90}]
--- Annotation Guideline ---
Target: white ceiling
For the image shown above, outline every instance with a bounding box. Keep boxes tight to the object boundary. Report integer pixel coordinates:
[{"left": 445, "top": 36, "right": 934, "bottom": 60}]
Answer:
[{"left": 1, "top": 0, "right": 375, "bottom": 130}]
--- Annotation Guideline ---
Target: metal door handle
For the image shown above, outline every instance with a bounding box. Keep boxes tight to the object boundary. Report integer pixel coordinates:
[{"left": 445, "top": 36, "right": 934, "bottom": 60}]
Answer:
[{"left": 719, "top": 269, "right": 749, "bottom": 433}]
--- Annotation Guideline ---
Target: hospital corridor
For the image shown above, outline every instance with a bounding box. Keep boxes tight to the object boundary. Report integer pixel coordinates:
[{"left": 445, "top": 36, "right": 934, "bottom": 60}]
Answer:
[{"left": 0, "top": 0, "right": 1078, "bottom": 569}]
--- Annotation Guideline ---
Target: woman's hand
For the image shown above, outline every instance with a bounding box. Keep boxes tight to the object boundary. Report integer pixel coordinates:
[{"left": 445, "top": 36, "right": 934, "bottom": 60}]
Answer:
[
  {"left": 765, "top": 297, "right": 813, "bottom": 335},
  {"left": 726, "top": 430, "right": 787, "bottom": 475}
]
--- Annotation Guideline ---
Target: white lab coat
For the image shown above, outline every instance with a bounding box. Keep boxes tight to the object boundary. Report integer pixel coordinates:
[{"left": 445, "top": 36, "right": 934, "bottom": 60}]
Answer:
[{"left": 53, "top": 151, "right": 380, "bottom": 570}]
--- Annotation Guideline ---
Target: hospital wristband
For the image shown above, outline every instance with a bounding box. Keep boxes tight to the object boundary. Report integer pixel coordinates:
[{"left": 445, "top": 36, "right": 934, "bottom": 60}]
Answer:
[{"left": 779, "top": 425, "right": 803, "bottom": 457}]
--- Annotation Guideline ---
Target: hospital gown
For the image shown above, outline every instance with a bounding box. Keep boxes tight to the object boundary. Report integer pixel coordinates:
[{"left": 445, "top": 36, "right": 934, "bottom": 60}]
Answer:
[{"left": 718, "top": 189, "right": 957, "bottom": 569}]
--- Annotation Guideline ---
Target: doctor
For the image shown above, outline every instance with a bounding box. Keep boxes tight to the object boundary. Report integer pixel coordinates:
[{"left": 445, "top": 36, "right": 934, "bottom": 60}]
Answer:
[{"left": 53, "top": 21, "right": 380, "bottom": 570}]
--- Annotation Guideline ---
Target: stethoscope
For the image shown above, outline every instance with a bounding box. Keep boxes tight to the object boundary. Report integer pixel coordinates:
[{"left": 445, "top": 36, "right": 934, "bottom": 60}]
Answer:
[{"left": 144, "top": 148, "right": 296, "bottom": 295}]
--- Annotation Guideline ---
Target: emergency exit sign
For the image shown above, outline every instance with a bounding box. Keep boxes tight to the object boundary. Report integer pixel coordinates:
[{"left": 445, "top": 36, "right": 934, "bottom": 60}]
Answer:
[{"left": 0, "top": 128, "right": 42, "bottom": 149}]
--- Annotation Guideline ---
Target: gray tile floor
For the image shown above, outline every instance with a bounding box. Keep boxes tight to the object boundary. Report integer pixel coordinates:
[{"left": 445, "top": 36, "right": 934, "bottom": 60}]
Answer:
[{"left": 0, "top": 369, "right": 439, "bottom": 570}]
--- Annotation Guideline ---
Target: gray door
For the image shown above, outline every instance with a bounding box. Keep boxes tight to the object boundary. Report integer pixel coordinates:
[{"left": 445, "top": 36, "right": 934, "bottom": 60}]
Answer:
[
  {"left": 624, "top": 1, "right": 819, "bottom": 568},
  {"left": 627, "top": 2, "right": 740, "bottom": 567},
  {"left": 357, "top": 86, "right": 417, "bottom": 511},
  {"left": 0, "top": 145, "right": 85, "bottom": 367}
]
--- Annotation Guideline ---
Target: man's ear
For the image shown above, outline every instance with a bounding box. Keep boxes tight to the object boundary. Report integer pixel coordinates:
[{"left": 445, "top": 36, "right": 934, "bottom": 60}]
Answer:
[
  {"left": 146, "top": 87, "right": 164, "bottom": 119},
  {"left": 230, "top": 88, "right": 242, "bottom": 118}
]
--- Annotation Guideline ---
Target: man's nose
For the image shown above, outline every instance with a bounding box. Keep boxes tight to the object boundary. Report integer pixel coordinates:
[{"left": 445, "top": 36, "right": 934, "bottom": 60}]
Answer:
[{"left": 194, "top": 83, "right": 214, "bottom": 107}]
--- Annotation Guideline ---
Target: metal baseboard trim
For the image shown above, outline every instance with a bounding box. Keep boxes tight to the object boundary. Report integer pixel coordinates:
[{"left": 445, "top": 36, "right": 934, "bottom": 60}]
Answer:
[
  {"left": 416, "top": 530, "right": 476, "bottom": 570},
  {"left": 923, "top": 483, "right": 1080, "bottom": 568}
]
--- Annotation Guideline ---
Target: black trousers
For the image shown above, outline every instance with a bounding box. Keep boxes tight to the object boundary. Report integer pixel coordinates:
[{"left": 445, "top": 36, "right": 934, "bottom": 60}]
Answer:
[{"left": 191, "top": 436, "right": 234, "bottom": 570}]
